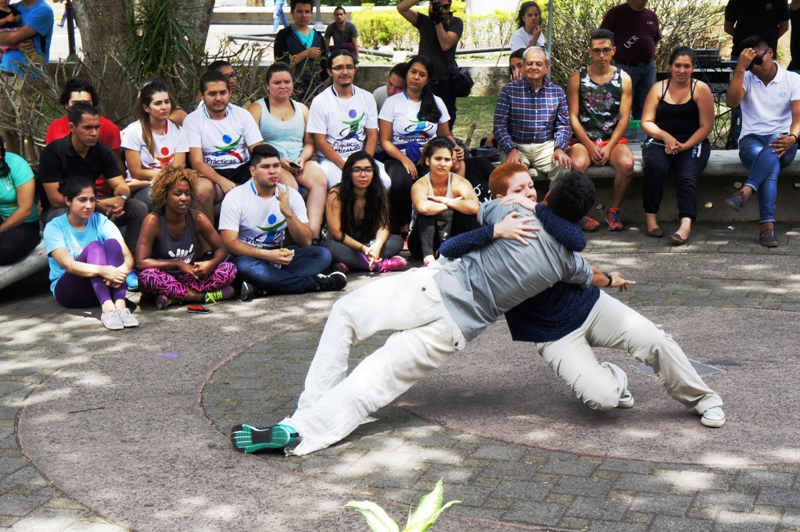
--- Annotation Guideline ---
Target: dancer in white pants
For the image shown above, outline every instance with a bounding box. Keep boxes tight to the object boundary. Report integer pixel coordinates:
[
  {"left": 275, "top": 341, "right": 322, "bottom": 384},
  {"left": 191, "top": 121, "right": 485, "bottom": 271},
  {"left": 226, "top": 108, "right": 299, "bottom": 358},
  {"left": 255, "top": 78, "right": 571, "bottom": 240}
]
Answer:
[{"left": 231, "top": 168, "right": 625, "bottom": 455}]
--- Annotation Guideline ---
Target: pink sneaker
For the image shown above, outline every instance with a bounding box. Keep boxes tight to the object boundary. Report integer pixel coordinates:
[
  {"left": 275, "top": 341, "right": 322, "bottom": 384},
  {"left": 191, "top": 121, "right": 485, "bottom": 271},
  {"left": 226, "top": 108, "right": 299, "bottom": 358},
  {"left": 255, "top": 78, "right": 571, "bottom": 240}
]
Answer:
[{"left": 378, "top": 256, "right": 408, "bottom": 273}]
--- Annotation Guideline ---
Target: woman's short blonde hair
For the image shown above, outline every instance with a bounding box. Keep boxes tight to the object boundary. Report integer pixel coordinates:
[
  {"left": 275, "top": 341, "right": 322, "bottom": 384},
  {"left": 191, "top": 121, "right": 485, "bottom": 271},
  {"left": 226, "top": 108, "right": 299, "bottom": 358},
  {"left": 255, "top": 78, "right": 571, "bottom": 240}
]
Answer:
[{"left": 149, "top": 165, "right": 199, "bottom": 215}]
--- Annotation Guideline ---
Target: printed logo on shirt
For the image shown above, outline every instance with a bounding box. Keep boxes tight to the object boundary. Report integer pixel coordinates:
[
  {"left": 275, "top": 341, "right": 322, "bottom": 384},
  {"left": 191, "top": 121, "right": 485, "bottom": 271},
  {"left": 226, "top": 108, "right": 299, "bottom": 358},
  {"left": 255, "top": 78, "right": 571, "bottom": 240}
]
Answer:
[
  {"left": 778, "top": 91, "right": 788, "bottom": 98},
  {"left": 168, "top": 244, "right": 194, "bottom": 264},
  {"left": 154, "top": 146, "right": 175, "bottom": 168},
  {"left": 404, "top": 119, "right": 435, "bottom": 136},
  {"left": 338, "top": 109, "right": 365, "bottom": 138},
  {"left": 211, "top": 134, "right": 244, "bottom": 160},
  {"left": 244, "top": 213, "right": 287, "bottom": 249}
]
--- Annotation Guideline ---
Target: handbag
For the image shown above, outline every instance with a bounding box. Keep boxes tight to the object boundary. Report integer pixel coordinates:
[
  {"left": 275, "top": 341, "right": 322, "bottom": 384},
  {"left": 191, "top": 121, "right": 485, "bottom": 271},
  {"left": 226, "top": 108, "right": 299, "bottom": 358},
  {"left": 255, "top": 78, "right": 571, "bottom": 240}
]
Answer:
[{"left": 451, "top": 67, "right": 474, "bottom": 98}]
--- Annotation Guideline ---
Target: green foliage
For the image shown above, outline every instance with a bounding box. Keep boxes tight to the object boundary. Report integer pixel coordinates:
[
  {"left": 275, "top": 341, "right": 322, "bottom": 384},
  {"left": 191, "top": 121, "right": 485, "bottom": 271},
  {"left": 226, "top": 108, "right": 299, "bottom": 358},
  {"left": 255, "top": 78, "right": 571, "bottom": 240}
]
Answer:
[
  {"left": 352, "top": 8, "right": 415, "bottom": 48},
  {"left": 345, "top": 479, "right": 461, "bottom": 532},
  {"left": 548, "top": 0, "right": 726, "bottom": 87},
  {"left": 120, "top": 0, "right": 205, "bottom": 107}
]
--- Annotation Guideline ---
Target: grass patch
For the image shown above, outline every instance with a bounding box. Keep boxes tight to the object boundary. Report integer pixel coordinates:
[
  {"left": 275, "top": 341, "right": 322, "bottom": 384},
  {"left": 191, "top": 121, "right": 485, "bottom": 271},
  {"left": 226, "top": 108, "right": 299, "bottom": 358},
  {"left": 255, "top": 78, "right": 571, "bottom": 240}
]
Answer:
[{"left": 453, "top": 95, "right": 497, "bottom": 147}]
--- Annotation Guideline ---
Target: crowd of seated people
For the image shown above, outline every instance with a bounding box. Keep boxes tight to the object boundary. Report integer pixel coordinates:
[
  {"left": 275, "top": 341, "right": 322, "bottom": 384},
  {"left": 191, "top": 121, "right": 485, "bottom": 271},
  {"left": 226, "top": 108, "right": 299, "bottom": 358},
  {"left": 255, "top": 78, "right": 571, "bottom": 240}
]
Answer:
[{"left": 1, "top": 4, "right": 792, "bottom": 330}]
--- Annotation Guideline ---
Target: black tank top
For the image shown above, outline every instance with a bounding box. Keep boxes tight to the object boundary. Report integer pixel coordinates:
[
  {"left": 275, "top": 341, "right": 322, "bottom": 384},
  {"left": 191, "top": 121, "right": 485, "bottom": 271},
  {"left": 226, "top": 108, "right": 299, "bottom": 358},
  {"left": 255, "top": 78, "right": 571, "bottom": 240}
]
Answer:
[
  {"left": 654, "top": 80, "right": 700, "bottom": 143},
  {"left": 152, "top": 212, "right": 199, "bottom": 270}
]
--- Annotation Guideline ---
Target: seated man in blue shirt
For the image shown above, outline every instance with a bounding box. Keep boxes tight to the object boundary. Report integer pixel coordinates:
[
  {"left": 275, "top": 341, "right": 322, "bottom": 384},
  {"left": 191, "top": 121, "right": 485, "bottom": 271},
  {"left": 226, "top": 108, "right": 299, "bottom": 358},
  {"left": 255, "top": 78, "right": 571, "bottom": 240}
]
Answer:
[
  {"left": 231, "top": 168, "right": 631, "bottom": 455},
  {"left": 493, "top": 46, "right": 573, "bottom": 181},
  {"left": 439, "top": 164, "right": 725, "bottom": 428}
]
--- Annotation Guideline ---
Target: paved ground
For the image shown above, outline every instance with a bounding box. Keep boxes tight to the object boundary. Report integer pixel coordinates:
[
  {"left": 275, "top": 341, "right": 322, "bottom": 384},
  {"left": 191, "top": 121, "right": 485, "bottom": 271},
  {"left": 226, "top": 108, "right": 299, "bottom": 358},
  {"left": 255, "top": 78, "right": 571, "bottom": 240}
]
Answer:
[{"left": 1, "top": 220, "right": 800, "bottom": 530}]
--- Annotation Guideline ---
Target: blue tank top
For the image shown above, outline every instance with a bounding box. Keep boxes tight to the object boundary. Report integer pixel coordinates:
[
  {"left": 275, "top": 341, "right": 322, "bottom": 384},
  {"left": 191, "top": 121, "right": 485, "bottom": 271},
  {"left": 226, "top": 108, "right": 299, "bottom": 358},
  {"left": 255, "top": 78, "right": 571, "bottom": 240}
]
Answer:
[{"left": 256, "top": 98, "right": 305, "bottom": 161}]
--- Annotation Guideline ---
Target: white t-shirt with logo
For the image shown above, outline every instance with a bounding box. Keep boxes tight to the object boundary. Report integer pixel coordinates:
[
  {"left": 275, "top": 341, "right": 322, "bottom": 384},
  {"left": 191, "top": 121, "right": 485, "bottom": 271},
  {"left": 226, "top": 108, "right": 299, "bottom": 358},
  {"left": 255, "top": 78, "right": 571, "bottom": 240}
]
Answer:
[
  {"left": 183, "top": 104, "right": 262, "bottom": 170},
  {"left": 378, "top": 92, "right": 450, "bottom": 155},
  {"left": 120, "top": 119, "right": 189, "bottom": 179},
  {"left": 218, "top": 180, "right": 308, "bottom": 251},
  {"left": 741, "top": 67, "right": 800, "bottom": 139},
  {"left": 307, "top": 85, "right": 378, "bottom": 163}
]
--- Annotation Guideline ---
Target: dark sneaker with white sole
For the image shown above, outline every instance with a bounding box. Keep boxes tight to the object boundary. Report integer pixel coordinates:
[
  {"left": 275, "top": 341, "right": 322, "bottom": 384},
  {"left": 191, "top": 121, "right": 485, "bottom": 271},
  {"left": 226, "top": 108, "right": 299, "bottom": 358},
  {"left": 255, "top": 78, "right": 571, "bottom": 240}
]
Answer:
[{"left": 315, "top": 271, "right": 347, "bottom": 292}]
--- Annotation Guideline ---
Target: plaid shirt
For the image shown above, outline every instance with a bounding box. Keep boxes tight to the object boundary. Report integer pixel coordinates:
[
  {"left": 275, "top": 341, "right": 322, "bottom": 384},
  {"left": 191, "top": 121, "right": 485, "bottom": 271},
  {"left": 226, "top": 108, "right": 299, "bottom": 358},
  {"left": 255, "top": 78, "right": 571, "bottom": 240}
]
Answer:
[{"left": 493, "top": 77, "right": 571, "bottom": 154}]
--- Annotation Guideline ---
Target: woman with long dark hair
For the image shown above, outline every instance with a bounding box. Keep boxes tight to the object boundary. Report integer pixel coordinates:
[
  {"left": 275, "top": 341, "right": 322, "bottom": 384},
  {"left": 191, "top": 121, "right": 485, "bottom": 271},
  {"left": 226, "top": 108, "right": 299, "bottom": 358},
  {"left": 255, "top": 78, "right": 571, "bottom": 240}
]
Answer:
[
  {"left": 322, "top": 151, "right": 405, "bottom": 273},
  {"left": 249, "top": 62, "right": 327, "bottom": 241},
  {"left": 408, "top": 137, "right": 480, "bottom": 266},
  {"left": 121, "top": 78, "right": 188, "bottom": 209},
  {"left": 641, "top": 46, "right": 714, "bottom": 245},
  {"left": 379, "top": 54, "right": 461, "bottom": 233},
  {"left": 43, "top": 176, "right": 137, "bottom": 330},
  {"left": 510, "top": 1, "right": 545, "bottom": 52},
  {"left": 0, "top": 138, "right": 39, "bottom": 265}
]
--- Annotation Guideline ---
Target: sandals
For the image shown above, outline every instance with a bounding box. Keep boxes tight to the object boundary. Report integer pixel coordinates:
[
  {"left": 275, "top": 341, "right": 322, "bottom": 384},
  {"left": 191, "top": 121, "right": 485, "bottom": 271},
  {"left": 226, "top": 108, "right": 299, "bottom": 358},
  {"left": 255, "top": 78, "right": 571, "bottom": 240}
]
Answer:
[{"left": 231, "top": 423, "right": 298, "bottom": 453}]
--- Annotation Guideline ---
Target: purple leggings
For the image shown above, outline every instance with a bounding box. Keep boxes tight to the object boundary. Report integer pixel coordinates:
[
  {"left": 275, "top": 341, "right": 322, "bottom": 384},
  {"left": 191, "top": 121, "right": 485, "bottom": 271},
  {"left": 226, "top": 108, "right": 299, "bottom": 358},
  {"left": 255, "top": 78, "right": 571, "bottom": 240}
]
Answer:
[
  {"left": 138, "top": 262, "right": 237, "bottom": 300},
  {"left": 54, "top": 239, "right": 126, "bottom": 308}
]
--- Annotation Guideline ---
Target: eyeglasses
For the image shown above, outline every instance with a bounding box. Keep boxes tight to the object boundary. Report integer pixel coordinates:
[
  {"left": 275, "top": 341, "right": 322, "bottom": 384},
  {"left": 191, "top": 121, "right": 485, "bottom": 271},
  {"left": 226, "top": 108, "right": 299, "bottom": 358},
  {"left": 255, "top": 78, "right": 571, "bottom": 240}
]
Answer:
[
  {"left": 331, "top": 65, "right": 356, "bottom": 72},
  {"left": 440, "top": 3, "right": 451, "bottom": 10},
  {"left": 590, "top": 47, "right": 613, "bottom": 56},
  {"left": 352, "top": 166, "right": 374, "bottom": 175}
]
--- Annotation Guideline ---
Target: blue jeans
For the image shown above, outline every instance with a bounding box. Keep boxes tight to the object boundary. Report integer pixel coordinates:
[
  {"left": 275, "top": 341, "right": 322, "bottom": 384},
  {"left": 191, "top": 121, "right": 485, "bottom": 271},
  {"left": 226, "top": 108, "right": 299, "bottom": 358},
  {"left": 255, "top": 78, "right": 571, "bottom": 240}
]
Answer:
[
  {"left": 273, "top": 0, "right": 288, "bottom": 31},
  {"left": 617, "top": 61, "right": 656, "bottom": 120},
  {"left": 233, "top": 245, "right": 332, "bottom": 294},
  {"left": 738, "top": 133, "right": 798, "bottom": 223}
]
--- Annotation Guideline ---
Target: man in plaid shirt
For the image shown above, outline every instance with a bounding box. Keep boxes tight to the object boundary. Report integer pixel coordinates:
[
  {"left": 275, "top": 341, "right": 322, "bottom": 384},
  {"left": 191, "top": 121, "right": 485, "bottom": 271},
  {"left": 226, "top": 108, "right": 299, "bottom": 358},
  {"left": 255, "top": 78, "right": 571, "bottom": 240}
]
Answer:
[{"left": 493, "top": 46, "right": 573, "bottom": 181}]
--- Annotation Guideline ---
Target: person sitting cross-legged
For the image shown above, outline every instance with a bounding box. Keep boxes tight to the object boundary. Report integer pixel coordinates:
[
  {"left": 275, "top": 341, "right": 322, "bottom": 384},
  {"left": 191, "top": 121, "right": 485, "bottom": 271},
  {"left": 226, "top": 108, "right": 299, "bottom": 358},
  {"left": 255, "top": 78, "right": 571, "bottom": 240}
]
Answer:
[
  {"left": 321, "top": 151, "right": 406, "bottom": 274},
  {"left": 219, "top": 144, "right": 346, "bottom": 301},
  {"left": 135, "top": 166, "right": 237, "bottom": 310}
]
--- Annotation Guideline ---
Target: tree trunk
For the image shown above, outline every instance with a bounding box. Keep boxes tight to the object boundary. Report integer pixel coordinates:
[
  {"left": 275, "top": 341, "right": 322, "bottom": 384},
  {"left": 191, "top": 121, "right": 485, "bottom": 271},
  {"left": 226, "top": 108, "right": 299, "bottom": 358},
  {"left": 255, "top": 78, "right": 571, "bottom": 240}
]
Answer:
[{"left": 72, "top": 0, "right": 216, "bottom": 123}]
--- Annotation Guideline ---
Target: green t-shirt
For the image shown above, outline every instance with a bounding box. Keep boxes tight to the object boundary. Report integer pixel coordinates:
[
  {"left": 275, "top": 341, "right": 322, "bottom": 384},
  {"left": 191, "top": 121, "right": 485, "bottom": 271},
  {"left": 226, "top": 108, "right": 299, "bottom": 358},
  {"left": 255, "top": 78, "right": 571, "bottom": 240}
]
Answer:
[{"left": 0, "top": 152, "right": 38, "bottom": 224}]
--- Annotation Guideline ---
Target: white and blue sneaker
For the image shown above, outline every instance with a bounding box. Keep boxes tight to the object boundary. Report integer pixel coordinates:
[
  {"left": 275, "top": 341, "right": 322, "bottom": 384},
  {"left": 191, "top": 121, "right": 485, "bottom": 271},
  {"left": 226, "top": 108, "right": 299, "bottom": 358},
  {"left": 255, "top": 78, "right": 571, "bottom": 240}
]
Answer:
[{"left": 617, "top": 389, "right": 634, "bottom": 409}]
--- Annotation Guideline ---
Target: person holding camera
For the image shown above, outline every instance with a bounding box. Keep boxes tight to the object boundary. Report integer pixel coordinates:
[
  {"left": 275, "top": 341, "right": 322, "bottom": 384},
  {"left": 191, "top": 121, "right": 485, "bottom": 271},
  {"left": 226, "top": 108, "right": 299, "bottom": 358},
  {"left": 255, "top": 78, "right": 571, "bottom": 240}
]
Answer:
[
  {"left": 397, "top": 0, "right": 463, "bottom": 128},
  {"left": 724, "top": 35, "right": 800, "bottom": 248}
]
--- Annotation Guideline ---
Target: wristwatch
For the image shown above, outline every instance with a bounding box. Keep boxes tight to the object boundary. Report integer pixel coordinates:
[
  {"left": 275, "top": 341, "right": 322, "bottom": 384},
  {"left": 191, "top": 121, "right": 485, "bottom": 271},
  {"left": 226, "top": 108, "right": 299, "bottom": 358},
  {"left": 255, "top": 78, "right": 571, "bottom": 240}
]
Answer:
[
  {"left": 604, "top": 272, "right": 613, "bottom": 287},
  {"left": 117, "top": 194, "right": 128, "bottom": 201}
]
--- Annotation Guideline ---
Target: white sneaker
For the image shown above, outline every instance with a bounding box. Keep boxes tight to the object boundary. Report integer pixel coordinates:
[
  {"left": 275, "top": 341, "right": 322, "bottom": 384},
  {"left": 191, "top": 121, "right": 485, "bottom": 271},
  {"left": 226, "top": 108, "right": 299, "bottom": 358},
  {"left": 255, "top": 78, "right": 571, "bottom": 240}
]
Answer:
[
  {"left": 701, "top": 406, "right": 725, "bottom": 428},
  {"left": 617, "top": 388, "right": 634, "bottom": 409},
  {"left": 100, "top": 311, "right": 124, "bottom": 331},
  {"left": 116, "top": 308, "right": 139, "bottom": 328}
]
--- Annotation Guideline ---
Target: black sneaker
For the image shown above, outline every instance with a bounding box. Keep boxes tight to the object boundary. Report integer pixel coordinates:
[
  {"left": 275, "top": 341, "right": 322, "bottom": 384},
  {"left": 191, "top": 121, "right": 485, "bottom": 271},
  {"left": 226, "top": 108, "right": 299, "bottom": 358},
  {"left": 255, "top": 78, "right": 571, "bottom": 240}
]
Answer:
[
  {"left": 315, "top": 271, "right": 347, "bottom": 292},
  {"left": 240, "top": 282, "right": 267, "bottom": 302}
]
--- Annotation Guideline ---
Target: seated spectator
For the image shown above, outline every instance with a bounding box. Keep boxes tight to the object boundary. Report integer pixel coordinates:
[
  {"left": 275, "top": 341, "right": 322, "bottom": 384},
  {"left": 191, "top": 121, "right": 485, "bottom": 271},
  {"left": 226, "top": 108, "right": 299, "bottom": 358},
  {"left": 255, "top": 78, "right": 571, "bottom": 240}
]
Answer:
[
  {"left": 419, "top": 139, "right": 494, "bottom": 204},
  {"left": 0, "top": 2, "right": 43, "bottom": 65},
  {"left": 321, "top": 151, "right": 406, "bottom": 274},
  {"left": 0, "top": 138, "right": 39, "bottom": 265},
  {"left": 510, "top": 1, "right": 545, "bottom": 52},
  {"left": 248, "top": 62, "right": 327, "bottom": 242},
  {"left": 325, "top": 6, "right": 360, "bottom": 60},
  {"left": 408, "top": 137, "right": 480, "bottom": 265},
  {"left": 379, "top": 54, "right": 460, "bottom": 233},
  {"left": 206, "top": 60, "right": 238, "bottom": 97},
  {"left": 307, "top": 49, "right": 390, "bottom": 189},
  {"left": 39, "top": 103, "right": 148, "bottom": 256},
  {"left": 135, "top": 166, "right": 236, "bottom": 310},
  {"left": 46, "top": 77, "right": 125, "bottom": 185},
  {"left": 121, "top": 79, "right": 188, "bottom": 211},
  {"left": 184, "top": 70, "right": 263, "bottom": 226},
  {"left": 493, "top": 47, "right": 572, "bottom": 182},
  {"left": 219, "top": 145, "right": 346, "bottom": 301},
  {"left": 567, "top": 28, "right": 635, "bottom": 232},
  {"left": 274, "top": 0, "right": 328, "bottom": 100},
  {"left": 373, "top": 62, "right": 408, "bottom": 113},
  {"left": 724, "top": 35, "right": 800, "bottom": 247},
  {"left": 480, "top": 49, "right": 526, "bottom": 149},
  {"left": 641, "top": 47, "right": 714, "bottom": 245},
  {"left": 43, "top": 176, "right": 138, "bottom": 331}
]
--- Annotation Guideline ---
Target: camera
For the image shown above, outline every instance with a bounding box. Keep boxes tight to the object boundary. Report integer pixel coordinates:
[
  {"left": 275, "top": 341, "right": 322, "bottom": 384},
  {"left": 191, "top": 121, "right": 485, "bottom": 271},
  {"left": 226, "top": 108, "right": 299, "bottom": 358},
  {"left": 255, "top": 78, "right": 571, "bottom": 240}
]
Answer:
[{"left": 429, "top": 0, "right": 444, "bottom": 24}]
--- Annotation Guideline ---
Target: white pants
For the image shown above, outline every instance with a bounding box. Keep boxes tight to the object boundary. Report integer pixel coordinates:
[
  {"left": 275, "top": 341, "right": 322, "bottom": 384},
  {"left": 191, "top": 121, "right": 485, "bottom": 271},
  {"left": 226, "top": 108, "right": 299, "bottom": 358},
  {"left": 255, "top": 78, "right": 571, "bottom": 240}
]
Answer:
[
  {"left": 284, "top": 268, "right": 466, "bottom": 455},
  {"left": 319, "top": 158, "right": 392, "bottom": 190},
  {"left": 536, "top": 291, "right": 723, "bottom": 413}
]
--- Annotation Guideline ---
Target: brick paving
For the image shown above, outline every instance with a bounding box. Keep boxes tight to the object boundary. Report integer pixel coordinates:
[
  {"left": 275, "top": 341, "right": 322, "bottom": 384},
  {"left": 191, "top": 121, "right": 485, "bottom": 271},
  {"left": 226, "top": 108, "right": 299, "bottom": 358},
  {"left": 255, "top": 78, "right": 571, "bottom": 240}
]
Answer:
[{"left": 1, "top": 221, "right": 799, "bottom": 530}]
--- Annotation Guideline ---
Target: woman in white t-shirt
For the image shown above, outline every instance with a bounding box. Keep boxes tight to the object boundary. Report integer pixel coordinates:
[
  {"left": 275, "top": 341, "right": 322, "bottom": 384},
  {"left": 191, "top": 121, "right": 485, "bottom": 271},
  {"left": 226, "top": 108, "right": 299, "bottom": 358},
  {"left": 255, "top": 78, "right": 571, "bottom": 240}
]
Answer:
[
  {"left": 121, "top": 79, "right": 189, "bottom": 209},
  {"left": 378, "top": 54, "right": 460, "bottom": 233},
  {"left": 509, "top": 1, "right": 545, "bottom": 52},
  {"left": 248, "top": 62, "right": 327, "bottom": 242}
]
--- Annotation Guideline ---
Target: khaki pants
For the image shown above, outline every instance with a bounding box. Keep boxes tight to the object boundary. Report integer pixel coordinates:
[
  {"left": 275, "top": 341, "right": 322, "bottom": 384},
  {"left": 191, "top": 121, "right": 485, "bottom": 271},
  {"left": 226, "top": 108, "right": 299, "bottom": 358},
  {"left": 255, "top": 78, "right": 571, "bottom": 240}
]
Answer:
[
  {"left": 500, "top": 139, "right": 566, "bottom": 181},
  {"left": 536, "top": 291, "right": 723, "bottom": 413}
]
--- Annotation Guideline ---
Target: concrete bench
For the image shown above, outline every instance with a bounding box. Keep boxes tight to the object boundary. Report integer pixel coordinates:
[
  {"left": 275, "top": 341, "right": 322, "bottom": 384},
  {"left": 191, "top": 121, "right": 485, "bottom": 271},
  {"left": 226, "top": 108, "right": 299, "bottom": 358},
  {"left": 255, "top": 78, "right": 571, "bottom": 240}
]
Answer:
[
  {"left": 0, "top": 241, "right": 47, "bottom": 291},
  {"left": 555, "top": 147, "right": 800, "bottom": 224}
]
